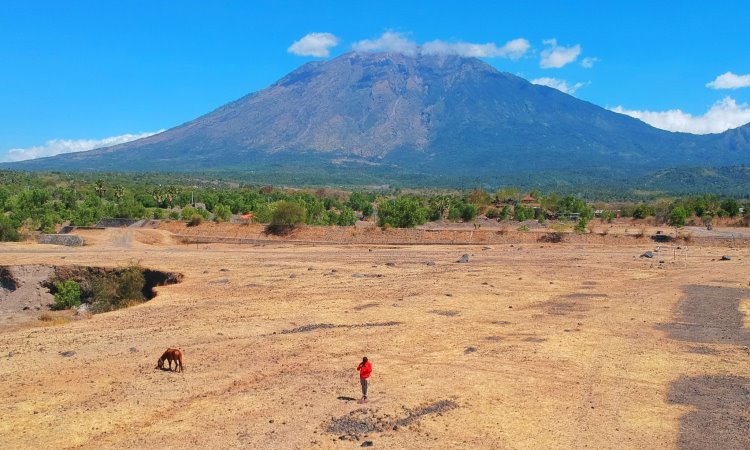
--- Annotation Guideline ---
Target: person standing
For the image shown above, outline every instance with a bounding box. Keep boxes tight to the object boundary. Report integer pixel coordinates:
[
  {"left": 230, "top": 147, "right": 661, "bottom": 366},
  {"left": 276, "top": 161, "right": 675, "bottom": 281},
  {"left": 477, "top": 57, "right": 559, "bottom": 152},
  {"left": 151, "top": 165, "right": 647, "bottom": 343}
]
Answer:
[{"left": 357, "top": 356, "right": 372, "bottom": 402}]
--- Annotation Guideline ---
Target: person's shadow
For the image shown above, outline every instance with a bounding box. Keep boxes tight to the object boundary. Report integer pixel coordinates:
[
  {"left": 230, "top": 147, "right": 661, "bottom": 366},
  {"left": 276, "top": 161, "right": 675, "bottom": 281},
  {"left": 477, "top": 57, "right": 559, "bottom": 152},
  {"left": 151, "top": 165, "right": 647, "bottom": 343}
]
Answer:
[{"left": 336, "top": 396, "right": 357, "bottom": 401}]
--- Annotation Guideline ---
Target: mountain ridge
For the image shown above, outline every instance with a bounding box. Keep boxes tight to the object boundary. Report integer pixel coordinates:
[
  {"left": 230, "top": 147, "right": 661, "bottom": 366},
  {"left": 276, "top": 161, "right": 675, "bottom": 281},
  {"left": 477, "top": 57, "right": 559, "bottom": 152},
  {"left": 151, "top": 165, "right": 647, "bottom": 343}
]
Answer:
[{"left": 5, "top": 51, "right": 750, "bottom": 179}]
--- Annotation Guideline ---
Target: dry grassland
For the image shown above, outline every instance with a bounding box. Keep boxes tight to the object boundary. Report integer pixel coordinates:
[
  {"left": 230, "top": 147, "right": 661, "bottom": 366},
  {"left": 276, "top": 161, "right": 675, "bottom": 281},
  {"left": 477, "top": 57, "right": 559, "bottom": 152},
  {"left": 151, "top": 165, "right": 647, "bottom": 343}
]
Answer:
[{"left": 0, "top": 227, "right": 748, "bottom": 449}]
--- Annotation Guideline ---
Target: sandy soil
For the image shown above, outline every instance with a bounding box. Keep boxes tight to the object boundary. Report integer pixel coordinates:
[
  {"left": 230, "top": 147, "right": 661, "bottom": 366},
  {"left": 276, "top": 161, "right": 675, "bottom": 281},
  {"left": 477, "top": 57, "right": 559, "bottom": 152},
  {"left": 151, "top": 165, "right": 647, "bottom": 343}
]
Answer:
[{"left": 1, "top": 227, "right": 749, "bottom": 449}]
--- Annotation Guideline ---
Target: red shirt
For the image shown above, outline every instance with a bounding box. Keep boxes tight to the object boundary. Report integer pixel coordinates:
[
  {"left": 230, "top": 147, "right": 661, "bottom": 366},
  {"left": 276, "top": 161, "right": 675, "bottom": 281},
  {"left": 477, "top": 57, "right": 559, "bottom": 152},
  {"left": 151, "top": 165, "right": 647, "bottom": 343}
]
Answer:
[{"left": 357, "top": 361, "right": 372, "bottom": 379}]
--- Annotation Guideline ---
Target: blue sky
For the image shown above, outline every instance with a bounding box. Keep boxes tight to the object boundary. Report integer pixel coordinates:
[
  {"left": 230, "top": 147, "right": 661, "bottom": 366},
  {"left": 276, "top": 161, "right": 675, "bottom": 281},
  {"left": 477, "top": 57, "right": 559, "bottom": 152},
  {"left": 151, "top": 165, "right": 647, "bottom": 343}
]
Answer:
[{"left": 1, "top": 1, "right": 749, "bottom": 161}]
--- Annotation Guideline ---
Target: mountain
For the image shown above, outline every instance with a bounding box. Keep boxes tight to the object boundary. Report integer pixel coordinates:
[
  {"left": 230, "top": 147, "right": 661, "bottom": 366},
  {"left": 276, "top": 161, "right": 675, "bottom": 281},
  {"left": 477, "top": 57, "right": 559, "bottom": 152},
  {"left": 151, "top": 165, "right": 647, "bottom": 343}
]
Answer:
[{"left": 5, "top": 52, "right": 750, "bottom": 181}]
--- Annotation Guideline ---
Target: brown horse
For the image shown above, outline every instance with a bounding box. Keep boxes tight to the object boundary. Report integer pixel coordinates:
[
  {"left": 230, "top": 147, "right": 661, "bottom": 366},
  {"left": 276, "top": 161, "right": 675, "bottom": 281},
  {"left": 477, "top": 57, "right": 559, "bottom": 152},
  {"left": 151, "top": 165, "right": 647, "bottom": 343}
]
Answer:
[{"left": 156, "top": 348, "right": 183, "bottom": 372}]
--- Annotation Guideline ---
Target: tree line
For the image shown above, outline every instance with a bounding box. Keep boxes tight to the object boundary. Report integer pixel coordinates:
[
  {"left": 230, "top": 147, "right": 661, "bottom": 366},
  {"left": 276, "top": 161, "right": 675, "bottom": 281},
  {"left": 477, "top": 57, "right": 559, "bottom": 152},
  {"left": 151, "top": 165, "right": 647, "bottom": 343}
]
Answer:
[{"left": 0, "top": 171, "right": 748, "bottom": 241}]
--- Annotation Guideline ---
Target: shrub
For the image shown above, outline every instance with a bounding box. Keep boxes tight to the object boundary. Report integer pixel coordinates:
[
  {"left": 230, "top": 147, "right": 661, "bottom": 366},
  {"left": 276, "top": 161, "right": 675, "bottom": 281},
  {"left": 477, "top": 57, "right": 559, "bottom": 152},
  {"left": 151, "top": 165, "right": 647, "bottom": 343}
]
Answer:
[
  {"left": 187, "top": 214, "right": 203, "bottom": 227},
  {"left": 574, "top": 217, "right": 589, "bottom": 233},
  {"left": 52, "top": 280, "right": 82, "bottom": 310},
  {"left": 669, "top": 207, "right": 689, "bottom": 227},
  {"left": 485, "top": 207, "right": 501, "bottom": 219},
  {"left": 460, "top": 203, "right": 478, "bottom": 222},
  {"left": 267, "top": 200, "right": 306, "bottom": 234},
  {"left": 90, "top": 264, "right": 146, "bottom": 313},
  {"left": 377, "top": 196, "right": 428, "bottom": 228},
  {"left": 213, "top": 204, "right": 232, "bottom": 222},
  {"left": 0, "top": 216, "right": 20, "bottom": 242}
]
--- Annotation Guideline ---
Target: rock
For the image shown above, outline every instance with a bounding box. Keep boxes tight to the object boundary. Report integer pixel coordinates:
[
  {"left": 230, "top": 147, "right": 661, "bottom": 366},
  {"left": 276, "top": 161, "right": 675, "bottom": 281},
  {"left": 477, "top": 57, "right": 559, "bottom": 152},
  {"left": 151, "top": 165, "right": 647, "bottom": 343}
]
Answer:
[
  {"left": 129, "top": 347, "right": 138, "bottom": 353},
  {"left": 425, "top": 261, "right": 435, "bottom": 266},
  {"left": 219, "top": 268, "right": 229, "bottom": 272},
  {"left": 457, "top": 254, "right": 470, "bottom": 263},
  {"left": 385, "top": 262, "right": 396, "bottom": 267},
  {"left": 60, "top": 351, "right": 76, "bottom": 357},
  {"left": 720, "top": 255, "right": 732, "bottom": 261},
  {"left": 75, "top": 304, "right": 90, "bottom": 315},
  {"left": 641, "top": 251, "right": 654, "bottom": 258},
  {"left": 362, "top": 441, "right": 374, "bottom": 447},
  {"left": 464, "top": 347, "right": 477, "bottom": 354},
  {"left": 482, "top": 246, "right": 492, "bottom": 251}
]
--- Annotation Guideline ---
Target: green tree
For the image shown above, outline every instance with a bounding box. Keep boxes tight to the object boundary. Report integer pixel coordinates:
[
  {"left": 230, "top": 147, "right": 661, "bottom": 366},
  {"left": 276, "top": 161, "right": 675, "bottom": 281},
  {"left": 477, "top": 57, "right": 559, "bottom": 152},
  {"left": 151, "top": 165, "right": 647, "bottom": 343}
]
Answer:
[
  {"left": 669, "top": 206, "right": 689, "bottom": 227},
  {"left": 337, "top": 207, "right": 357, "bottom": 226},
  {"left": 377, "top": 196, "right": 428, "bottom": 228},
  {"left": 270, "top": 201, "right": 307, "bottom": 230},
  {"left": 94, "top": 179, "right": 106, "bottom": 199},
  {"left": 213, "top": 204, "right": 232, "bottom": 222},
  {"left": 720, "top": 198, "right": 740, "bottom": 217},
  {"left": 0, "top": 216, "right": 21, "bottom": 242}
]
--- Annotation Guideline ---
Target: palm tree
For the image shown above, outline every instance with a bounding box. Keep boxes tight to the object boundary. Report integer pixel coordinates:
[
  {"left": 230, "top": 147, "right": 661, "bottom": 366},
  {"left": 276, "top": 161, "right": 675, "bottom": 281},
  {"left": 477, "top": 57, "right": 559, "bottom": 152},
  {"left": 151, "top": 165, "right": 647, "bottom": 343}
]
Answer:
[
  {"left": 94, "top": 179, "right": 106, "bottom": 199},
  {"left": 113, "top": 185, "right": 125, "bottom": 203}
]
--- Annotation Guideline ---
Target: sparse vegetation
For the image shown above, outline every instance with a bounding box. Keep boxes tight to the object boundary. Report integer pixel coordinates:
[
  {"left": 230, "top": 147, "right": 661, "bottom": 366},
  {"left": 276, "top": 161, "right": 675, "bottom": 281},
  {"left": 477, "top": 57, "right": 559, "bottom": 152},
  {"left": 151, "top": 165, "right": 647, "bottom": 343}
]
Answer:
[
  {"left": 91, "top": 264, "right": 147, "bottom": 313},
  {"left": 52, "top": 280, "right": 82, "bottom": 310}
]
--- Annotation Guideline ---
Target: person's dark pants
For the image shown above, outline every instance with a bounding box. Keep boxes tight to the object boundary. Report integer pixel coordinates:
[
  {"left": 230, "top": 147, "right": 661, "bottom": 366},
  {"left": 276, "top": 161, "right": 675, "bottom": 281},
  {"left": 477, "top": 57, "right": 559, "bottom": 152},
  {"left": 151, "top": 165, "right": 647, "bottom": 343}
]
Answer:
[{"left": 360, "top": 378, "right": 369, "bottom": 398}]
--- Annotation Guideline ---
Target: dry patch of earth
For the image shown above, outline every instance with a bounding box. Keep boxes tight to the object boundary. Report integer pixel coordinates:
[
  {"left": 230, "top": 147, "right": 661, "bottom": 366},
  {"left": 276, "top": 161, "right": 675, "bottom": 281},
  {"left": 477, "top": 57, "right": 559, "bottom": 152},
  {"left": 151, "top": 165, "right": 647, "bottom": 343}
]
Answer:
[{"left": 1, "top": 227, "right": 749, "bottom": 449}]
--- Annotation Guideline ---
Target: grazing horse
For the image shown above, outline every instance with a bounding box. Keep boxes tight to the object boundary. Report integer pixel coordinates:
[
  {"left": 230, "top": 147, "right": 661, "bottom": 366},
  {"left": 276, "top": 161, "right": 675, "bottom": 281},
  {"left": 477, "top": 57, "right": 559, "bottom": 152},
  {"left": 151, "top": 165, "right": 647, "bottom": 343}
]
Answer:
[{"left": 156, "top": 348, "right": 183, "bottom": 372}]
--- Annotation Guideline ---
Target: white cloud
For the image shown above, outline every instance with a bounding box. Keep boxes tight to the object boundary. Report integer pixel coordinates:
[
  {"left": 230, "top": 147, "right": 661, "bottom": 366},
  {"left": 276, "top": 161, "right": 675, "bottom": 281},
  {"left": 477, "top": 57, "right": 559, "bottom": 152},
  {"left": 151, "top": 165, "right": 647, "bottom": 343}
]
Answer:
[
  {"left": 3, "top": 130, "right": 163, "bottom": 162},
  {"left": 352, "top": 31, "right": 419, "bottom": 56},
  {"left": 581, "top": 57, "right": 598, "bottom": 68},
  {"left": 540, "top": 38, "right": 581, "bottom": 69},
  {"left": 421, "top": 38, "right": 530, "bottom": 59},
  {"left": 352, "top": 32, "right": 530, "bottom": 59},
  {"left": 531, "top": 77, "right": 587, "bottom": 95},
  {"left": 610, "top": 97, "right": 750, "bottom": 134},
  {"left": 287, "top": 32, "right": 340, "bottom": 57},
  {"left": 706, "top": 71, "right": 750, "bottom": 90}
]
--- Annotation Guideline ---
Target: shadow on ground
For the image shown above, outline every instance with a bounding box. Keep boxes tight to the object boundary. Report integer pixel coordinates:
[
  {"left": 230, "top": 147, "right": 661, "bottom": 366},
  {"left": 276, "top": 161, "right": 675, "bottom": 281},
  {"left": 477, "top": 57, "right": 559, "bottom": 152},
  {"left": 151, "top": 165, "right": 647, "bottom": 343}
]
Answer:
[
  {"left": 657, "top": 285, "right": 750, "bottom": 345},
  {"left": 667, "top": 376, "right": 750, "bottom": 450}
]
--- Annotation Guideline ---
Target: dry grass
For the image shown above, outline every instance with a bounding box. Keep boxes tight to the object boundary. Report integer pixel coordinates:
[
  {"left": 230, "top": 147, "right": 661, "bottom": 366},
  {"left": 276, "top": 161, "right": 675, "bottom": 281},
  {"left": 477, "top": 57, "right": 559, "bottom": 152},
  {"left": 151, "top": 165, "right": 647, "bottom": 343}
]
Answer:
[
  {"left": 39, "top": 312, "right": 72, "bottom": 326},
  {"left": 1, "top": 227, "right": 749, "bottom": 449}
]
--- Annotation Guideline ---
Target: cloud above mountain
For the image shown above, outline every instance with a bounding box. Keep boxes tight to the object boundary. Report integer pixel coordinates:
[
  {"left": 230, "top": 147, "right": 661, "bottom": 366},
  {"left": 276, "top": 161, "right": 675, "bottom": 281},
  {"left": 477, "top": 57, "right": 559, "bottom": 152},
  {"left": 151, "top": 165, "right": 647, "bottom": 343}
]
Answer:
[
  {"left": 706, "top": 71, "right": 750, "bottom": 90},
  {"left": 531, "top": 77, "right": 588, "bottom": 95},
  {"left": 288, "top": 32, "right": 340, "bottom": 57},
  {"left": 3, "top": 131, "right": 164, "bottom": 162},
  {"left": 611, "top": 97, "right": 750, "bottom": 134},
  {"left": 540, "top": 38, "right": 581, "bottom": 68},
  {"left": 351, "top": 32, "right": 530, "bottom": 59}
]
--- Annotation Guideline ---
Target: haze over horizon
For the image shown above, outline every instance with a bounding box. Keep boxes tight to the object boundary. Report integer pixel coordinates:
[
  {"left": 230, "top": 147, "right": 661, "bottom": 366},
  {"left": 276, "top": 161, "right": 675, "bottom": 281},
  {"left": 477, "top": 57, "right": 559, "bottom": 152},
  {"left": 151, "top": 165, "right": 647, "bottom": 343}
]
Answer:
[{"left": 2, "top": 1, "right": 749, "bottom": 162}]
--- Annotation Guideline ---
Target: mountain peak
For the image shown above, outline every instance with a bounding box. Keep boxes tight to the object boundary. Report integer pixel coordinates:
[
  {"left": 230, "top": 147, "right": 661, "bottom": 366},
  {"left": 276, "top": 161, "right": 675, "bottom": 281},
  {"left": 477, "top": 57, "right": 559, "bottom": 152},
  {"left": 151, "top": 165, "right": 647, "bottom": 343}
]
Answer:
[{"left": 5, "top": 53, "right": 750, "bottom": 177}]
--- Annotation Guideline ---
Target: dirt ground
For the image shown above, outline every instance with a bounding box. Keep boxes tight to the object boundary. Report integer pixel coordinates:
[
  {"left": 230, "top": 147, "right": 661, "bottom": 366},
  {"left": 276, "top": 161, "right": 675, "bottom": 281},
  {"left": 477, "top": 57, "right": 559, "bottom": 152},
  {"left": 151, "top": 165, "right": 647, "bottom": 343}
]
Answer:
[{"left": 1, "top": 227, "right": 749, "bottom": 449}]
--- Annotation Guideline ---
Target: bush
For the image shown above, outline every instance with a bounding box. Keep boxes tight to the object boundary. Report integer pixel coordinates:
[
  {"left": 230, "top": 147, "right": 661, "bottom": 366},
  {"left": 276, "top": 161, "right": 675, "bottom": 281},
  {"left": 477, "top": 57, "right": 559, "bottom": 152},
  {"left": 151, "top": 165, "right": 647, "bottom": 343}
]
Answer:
[
  {"left": 91, "top": 264, "right": 146, "bottom": 313},
  {"left": 574, "top": 217, "right": 590, "bottom": 233},
  {"left": 485, "top": 207, "right": 501, "bottom": 219},
  {"left": 187, "top": 214, "right": 203, "bottom": 227},
  {"left": 213, "top": 204, "right": 232, "bottom": 222},
  {"left": 267, "top": 201, "right": 306, "bottom": 234},
  {"left": 460, "top": 203, "right": 477, "bottom": 222},
  {"left": 52, "top": 280, "right": 81, "bottom": 310},
  {"left": 669, "top": 207, "right": 689, "bottom": 227},
  {"left": 0, "top": 216, "right": 20, "bottom": 242},
  {"left": 377, "top": 196, "right": 428, "bottom": 228}
]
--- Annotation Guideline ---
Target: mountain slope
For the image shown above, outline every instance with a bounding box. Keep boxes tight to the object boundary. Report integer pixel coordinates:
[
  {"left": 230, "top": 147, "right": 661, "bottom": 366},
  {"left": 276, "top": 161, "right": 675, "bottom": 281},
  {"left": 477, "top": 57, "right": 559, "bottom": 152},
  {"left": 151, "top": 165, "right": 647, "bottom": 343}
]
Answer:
[{"left": 6, "top": 52, "right": 750, "bottom": 177}]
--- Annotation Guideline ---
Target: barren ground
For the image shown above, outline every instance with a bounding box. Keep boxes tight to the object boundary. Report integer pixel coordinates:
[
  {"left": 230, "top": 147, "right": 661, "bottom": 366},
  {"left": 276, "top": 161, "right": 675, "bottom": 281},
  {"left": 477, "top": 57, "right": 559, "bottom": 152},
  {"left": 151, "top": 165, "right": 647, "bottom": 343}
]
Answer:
[{"left": 1, "top": 226, "right": 749, "bottom": 449}]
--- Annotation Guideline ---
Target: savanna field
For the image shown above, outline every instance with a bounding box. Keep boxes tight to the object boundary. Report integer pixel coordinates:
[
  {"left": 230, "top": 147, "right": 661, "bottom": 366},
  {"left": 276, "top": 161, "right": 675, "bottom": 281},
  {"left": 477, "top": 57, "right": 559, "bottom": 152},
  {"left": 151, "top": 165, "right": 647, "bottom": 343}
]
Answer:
[{"left": 1, "top": 224, "right": 748, "bottom": 449}]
